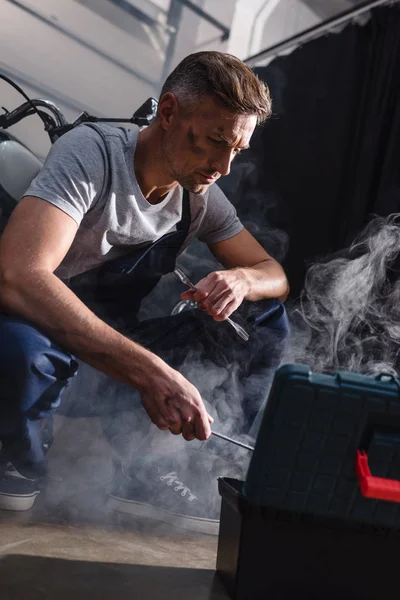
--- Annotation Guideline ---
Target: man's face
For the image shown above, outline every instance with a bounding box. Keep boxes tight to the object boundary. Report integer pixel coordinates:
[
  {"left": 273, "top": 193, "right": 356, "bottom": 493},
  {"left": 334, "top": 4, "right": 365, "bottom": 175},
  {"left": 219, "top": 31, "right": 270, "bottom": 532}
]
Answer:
[{"left": 161, "top": 95, "right": 257, "bottom": 194}]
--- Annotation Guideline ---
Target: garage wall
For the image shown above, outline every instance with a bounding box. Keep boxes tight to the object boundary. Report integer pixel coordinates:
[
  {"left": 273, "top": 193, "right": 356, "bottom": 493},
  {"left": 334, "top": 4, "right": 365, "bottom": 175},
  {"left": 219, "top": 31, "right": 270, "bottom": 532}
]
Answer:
[{"left": 0, "top": 0, "right": 319, "bottom": 159}]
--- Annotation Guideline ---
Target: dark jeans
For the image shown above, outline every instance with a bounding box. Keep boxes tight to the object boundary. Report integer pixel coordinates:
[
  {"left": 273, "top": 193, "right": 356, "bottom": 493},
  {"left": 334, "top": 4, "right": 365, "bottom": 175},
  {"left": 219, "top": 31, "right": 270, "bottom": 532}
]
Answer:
[{"left": 0, "top": 300, "right": 290, "bottom": 473}]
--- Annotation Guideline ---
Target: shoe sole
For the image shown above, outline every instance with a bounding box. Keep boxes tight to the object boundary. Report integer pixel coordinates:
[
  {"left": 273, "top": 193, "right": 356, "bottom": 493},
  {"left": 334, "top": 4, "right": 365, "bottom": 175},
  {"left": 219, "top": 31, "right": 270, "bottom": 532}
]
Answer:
[
  {"left": 0, "top": 490, "right": 40, "bottom": 511},
  {"left": 107, "top": 495, "right": 219, "bottom": 536}
]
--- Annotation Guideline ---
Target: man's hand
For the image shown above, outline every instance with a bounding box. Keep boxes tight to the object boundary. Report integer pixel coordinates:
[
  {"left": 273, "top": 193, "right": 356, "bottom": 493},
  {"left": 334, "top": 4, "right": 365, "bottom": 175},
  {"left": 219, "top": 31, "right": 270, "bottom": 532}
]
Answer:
[
  {"left": 180, "top": 269, "right": 249, "bottom": 322},
  {"left": 139, "top": 362, "right": 214, "bottom": 441},
  {"left": 179, "top": 229, "right": 290, "bottom": 319}
]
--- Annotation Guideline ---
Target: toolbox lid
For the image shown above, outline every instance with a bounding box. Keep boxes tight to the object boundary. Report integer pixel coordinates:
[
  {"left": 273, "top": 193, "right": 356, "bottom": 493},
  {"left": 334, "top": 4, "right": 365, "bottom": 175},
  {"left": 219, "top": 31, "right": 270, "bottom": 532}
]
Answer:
[{"left": 244, "top": 364, "right": 400, "bottom": 529}]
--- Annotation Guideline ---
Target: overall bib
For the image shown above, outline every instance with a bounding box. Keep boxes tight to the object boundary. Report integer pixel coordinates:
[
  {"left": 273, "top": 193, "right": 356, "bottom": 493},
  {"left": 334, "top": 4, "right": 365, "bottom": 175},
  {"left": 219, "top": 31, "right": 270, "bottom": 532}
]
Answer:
[{"left": 0, "top": 189, "right": 290, "bottom": 474}]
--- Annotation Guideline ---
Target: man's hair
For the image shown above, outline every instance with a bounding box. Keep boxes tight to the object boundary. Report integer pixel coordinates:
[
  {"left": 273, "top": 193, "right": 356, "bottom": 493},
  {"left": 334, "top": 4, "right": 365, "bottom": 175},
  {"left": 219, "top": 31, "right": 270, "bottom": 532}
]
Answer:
[{"left": 160, "top": 51, "right": 272, "bottom": 124}]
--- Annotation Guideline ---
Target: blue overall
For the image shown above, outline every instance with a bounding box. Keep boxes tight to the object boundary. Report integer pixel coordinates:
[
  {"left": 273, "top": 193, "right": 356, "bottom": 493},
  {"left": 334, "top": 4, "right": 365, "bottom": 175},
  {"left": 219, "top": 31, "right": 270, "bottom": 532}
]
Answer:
[{"left": 0, "top": 189, "right": 290, "bottom": 476}]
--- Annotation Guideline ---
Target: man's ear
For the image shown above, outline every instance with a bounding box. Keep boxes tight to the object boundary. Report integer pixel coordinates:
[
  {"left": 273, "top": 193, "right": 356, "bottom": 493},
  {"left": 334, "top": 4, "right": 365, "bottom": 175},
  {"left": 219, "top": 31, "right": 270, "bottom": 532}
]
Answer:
[{"left": 157, "top": 92, "right": 178, "bottom": 131}]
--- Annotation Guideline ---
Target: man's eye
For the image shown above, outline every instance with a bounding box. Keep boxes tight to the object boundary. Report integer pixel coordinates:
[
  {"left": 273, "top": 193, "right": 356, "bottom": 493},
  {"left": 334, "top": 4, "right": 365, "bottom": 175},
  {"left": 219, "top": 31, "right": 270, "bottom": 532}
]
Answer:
[{"left": 208, "top": 137, "right": 223, "bottom": 145}]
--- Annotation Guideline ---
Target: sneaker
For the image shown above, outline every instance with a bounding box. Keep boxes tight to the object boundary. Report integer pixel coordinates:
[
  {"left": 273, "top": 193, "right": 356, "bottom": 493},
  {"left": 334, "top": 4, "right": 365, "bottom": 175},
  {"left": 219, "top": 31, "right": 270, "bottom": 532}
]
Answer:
[
  {"left": 0, "top": 463, "right": 40, "bottom": 511},
  {"left": 108, "top": 453, "right": 224, "bottom": 536},
  {"left": 0, "top": 417, "right": 53, "bottom": 512}
]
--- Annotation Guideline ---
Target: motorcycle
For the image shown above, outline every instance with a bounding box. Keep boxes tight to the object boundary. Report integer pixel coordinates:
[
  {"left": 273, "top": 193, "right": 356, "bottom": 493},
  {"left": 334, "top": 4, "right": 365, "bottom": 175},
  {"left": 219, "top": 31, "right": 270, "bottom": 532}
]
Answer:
[{"left": 0, "top": 73, "right": 158, "bottom": 233}]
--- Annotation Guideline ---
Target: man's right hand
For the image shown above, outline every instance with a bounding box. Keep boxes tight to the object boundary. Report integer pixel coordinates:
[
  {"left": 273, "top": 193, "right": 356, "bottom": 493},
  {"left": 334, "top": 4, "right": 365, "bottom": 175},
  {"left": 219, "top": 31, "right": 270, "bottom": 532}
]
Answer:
[{"left": 139, "top": 364, "right": 213, "bottom": 441}]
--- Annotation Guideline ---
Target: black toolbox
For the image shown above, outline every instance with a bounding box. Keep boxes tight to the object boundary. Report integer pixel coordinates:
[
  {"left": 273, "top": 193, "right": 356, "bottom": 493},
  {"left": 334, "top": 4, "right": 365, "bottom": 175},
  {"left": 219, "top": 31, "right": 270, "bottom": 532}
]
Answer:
[
  {"left": 217, "top": 477, "right": 400, "bottom": 600},
  {"left": 216, "top": 364, "right": 400, "bottom": 599}
]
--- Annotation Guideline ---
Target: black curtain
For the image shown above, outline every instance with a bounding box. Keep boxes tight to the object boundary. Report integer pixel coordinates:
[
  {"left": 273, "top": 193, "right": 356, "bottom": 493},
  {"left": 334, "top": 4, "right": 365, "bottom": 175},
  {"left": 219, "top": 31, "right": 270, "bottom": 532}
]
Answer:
[{"left": 219, "top": 5, "right": 400, "bottom": 298}]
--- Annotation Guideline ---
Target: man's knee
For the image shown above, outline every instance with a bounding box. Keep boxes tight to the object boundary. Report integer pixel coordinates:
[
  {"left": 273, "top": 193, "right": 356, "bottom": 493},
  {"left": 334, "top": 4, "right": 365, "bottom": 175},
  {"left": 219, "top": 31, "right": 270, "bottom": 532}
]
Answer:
[
  {"left": 248, "top": 299, "right": 290, "bottom": 340},
  {"left": 0, "top": 314, "right": 77, "bottom": 413},
  {"left": 1, "top": 315, "right": 56, "bottom": 374},
  {"left": 0, "top": 315, "right": 46, "bottom": 374}
]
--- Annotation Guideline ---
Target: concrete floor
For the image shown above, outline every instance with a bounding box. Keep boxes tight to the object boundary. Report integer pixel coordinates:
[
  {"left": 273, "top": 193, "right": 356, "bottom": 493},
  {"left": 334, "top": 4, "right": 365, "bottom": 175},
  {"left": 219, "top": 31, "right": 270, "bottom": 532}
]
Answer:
[
  {"left": 0, "top": 416, "right": 230, "bottom": 600},
  {"left": 0, "top": 516, "right": 228, "bottom": 600}
]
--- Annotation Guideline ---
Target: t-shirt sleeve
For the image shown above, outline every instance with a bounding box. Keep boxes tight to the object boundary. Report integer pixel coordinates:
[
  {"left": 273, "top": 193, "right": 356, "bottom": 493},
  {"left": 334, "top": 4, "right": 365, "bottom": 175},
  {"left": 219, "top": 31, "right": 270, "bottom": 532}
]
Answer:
[
  {"left": 197, "top": 184, "right": 244, "bottom": 245},
  {"left": 23, "top": 125, "right": 106, "bottom": 226}
]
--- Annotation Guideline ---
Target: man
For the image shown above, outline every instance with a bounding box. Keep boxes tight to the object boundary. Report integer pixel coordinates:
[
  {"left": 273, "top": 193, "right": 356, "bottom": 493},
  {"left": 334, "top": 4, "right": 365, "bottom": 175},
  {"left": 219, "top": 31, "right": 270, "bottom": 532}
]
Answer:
[{"left": 0, "top": 51, "right": 289, "bottom": 532}]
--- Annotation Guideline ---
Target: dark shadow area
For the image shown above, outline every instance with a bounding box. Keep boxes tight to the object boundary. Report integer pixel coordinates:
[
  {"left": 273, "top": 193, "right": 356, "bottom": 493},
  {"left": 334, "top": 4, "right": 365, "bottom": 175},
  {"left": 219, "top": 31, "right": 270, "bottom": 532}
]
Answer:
[
  {"left": 220, "top": 4, "right": 400, "bottom": 298},
  {"left": 0, "top": 554, "right": 228, "bottom": 600}
]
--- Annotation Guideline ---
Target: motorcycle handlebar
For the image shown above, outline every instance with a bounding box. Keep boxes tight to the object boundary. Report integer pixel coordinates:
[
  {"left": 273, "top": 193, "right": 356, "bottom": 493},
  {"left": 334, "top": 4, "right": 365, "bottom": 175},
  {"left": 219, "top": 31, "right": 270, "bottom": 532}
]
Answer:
[
  {"left": 0, "top": 98, "right": 68, "bottom": 129},
  {"left": 0, "top": 95, "right": 158, "bottom": 142}
]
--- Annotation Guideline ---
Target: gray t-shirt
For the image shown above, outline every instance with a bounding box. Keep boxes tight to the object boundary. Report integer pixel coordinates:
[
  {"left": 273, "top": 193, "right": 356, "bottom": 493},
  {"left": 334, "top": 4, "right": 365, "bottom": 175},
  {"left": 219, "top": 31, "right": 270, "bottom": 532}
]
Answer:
[{"left": 24, "top": 123, "right": 243, "bottom": 279}]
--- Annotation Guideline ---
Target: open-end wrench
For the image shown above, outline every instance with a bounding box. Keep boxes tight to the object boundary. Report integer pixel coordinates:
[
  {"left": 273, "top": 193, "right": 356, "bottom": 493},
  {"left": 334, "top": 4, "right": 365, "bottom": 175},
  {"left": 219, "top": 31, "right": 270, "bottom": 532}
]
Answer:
[
  {"left": 211, "top": 430, "right": 254, "bottom": 451},
  {"left": 174, "top": 268, "right": 249, "bottom": 342}
]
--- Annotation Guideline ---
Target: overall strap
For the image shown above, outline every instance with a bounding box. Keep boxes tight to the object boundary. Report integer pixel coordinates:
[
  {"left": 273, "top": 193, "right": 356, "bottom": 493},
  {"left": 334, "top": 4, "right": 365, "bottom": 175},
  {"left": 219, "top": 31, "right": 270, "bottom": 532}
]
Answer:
[{"left": 176, "top": 189, "right": 191, "bottom": 235}]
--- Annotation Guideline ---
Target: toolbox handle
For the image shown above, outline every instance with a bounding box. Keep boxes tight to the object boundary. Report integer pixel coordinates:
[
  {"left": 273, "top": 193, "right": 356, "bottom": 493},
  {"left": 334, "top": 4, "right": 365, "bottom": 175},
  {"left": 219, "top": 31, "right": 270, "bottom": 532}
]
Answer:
[
  {"left": 374, "top": 372, "right": 400, "bottom": 390},
  {"left": 355, "top": 450, "right": 400, "bottom": 503}
]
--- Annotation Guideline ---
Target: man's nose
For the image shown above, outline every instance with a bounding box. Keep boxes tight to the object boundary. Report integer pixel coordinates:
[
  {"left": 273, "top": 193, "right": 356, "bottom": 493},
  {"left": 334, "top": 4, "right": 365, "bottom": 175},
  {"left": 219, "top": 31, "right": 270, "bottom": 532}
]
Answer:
[{"left": 210, "top": 150, "right": 234, "bottom": 177}]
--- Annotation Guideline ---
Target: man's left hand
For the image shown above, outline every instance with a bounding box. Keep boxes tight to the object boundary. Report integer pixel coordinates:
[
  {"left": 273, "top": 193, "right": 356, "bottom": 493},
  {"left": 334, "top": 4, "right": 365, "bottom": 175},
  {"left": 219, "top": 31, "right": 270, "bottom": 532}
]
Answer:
[{"left": 180, "top": 269, "right": 249, "bottom": 322}]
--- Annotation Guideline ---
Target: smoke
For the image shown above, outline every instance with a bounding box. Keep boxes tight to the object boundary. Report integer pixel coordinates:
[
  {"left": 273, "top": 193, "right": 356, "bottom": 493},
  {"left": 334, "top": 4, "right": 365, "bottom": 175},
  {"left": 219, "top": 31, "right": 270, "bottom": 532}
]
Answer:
[
  {"left": 38, "top": 159, "right": 291, "bottom": 528},
  {"left": 43, "top": 292, "right": 266, "bottom": 527},
  {"left": 285, "top": 214, "right": 400, "bottom": 376}
]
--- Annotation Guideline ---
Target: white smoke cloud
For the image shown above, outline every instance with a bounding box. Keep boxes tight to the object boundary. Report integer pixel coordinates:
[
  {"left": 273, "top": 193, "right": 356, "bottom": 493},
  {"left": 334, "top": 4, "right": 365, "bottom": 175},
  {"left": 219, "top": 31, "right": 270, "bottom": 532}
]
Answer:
[{"left": 285, "top": 214, "right": 400, "bottom": 376}]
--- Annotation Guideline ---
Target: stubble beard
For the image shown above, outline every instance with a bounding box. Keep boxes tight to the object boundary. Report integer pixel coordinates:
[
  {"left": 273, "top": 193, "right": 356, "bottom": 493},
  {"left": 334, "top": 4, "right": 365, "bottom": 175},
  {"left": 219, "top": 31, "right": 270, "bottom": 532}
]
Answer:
[
  {"left": 162, "top": 136, "right": 208, "bottom": 194},
  {"left": 177, "top": 176, "right": 208, "bottom": 194}
]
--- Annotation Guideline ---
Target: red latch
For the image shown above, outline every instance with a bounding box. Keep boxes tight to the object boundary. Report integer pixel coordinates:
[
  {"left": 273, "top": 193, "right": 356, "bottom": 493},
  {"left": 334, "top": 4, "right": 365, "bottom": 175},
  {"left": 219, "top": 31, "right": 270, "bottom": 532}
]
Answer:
[{"left": 355, "top": 450, "right": 400, "bottom": 503}]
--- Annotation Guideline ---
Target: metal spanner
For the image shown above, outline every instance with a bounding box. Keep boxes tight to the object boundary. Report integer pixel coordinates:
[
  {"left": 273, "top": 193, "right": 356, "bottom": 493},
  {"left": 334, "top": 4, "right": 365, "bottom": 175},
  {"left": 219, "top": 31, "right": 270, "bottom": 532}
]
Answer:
[
  {"left": 211, "top": 430, "right": 254, "bottom": 451},
  {"left": 174, "top": 268, "right": 250, "bottom": 342}
]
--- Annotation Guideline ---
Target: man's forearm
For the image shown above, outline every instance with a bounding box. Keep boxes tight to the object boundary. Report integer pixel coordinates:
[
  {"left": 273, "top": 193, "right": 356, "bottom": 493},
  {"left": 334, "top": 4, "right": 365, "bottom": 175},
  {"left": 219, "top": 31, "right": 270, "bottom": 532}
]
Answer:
[
  {"left": 240, "top": 259, "right": 289, "bottom": 302},
  {"left": 0, "top": 269, "right": 164, "bottom": 389}
]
